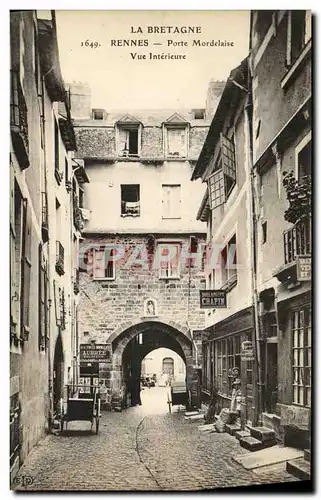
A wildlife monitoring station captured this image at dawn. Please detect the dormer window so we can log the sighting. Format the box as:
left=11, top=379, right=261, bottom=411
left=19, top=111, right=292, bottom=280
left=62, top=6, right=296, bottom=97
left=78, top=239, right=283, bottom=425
left=92, top=109, right=105, bottom=120
left=116, top=115, right=142, bottom=157
left=163, top=113, right=189, bottom=159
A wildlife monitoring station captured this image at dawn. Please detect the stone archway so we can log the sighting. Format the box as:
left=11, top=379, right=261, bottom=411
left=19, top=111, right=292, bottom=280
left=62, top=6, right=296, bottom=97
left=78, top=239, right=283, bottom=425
left=103, top=320, right=194, bottom=410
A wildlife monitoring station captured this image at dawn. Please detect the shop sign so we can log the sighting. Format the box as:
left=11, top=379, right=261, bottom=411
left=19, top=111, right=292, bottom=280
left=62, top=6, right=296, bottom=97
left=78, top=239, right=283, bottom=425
left=200, top=290, right=227, bottom=308
left=297, top=256, right=311, bottom=281
left=80, top=344, right=112, bottom=363
left=241, top=340, right=254, bottom=361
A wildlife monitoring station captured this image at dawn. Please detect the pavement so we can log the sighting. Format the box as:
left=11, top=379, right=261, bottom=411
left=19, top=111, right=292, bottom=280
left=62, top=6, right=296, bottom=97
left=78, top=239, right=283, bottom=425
left=12, top=386, right=300, bottom=492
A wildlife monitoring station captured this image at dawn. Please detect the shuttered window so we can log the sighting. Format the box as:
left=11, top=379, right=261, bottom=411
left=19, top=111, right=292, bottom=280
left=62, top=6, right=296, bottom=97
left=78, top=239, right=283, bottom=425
left=21, top=198, right=32, bottom=339
left=167, top=128, right=187, bottom=157
left=162, top=184, right=181, bottom=219
left=38, top=244, right=48, bottom=350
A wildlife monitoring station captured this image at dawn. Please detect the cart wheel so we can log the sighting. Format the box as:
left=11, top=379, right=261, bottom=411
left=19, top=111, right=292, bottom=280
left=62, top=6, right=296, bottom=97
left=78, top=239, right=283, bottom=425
left=95, top=416, right=99, bottom=434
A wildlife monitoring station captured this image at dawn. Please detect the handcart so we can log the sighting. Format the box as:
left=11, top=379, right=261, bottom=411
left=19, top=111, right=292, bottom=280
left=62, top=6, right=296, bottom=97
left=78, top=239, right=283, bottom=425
left=167, top=381, right=190, bottom=413
left=60, top=384, right=101, bottom=434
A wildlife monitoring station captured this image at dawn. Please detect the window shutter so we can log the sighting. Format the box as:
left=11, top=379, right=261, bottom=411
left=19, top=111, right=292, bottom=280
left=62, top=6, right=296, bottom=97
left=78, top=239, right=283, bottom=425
left=38, top=244, right=46, bottom=350
left=94, top=249, right=105, bottom=278
left=21, top=198, right=32, bottom=337
left=220, top=133, right=236, bottom=181
left=208, top=169, right=226, bottom=209
left=162, top=186, right=170, bottom=218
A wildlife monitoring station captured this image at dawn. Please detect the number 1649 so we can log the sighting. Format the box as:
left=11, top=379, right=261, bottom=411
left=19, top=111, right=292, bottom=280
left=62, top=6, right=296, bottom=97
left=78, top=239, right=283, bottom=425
left=81, top=40, right=101, bottom=48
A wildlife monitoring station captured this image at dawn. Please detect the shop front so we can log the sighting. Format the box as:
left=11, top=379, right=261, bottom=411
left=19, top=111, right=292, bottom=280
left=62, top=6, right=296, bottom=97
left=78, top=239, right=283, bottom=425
left=201, top=307, right=255, bottom=426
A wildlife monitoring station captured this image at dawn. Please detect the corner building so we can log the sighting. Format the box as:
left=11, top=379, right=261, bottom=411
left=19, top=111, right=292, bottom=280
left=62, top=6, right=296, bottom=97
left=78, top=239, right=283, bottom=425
left=71, top=83, right=224, bottom=408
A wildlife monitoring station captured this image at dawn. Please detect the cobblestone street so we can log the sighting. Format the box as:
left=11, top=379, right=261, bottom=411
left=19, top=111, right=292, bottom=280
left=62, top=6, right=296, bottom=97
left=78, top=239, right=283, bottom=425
left=13, top=387, right=298, bottom=492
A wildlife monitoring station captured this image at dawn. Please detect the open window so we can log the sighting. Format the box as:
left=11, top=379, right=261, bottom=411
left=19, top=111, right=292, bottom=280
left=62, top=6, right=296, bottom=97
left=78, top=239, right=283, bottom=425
left=208, top=133, right=236, bottom=209
left=297, top=137, right=311, bottom=184
left=220, top=234, right=237, bottom=288
left=286, top=11, right=311, bottom=67
left=118, top=125, right=140, bottom=156
left=93, top=247, right=116, bottom=280
left=121, top=184, right=140, bottom=216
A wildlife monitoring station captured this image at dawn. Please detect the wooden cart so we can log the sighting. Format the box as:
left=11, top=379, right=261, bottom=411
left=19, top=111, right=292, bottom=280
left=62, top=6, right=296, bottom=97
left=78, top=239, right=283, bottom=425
left=167, top=381, right=190, bottom=413
left=60, top=384, right=101, bottom=434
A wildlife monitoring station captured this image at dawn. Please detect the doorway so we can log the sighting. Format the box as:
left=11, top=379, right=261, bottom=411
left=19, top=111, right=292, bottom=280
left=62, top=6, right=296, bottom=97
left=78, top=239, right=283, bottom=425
left=265, top=340, right=278, bottom=414
left=53, top=333, right=64, bottom=417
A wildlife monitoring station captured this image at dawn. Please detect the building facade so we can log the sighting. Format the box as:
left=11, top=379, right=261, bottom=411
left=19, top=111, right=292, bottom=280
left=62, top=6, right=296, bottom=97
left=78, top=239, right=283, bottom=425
left=71, top=82, right=224, bottom=409
left=250, top=10, right=311, bottom=446
left=191, top=58, right=256, bottom=426
left=193, top=10, right=312, bottom=452
left=10, top=10, right=83, bottom=476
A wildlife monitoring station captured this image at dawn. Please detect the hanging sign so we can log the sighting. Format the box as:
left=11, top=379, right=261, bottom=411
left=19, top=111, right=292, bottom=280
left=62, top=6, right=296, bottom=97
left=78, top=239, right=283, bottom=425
left=296, top=256, right=311, bottom=281
left=241, top=340, right=254, bottom=361
left=200, top=290, right=227, bottom=308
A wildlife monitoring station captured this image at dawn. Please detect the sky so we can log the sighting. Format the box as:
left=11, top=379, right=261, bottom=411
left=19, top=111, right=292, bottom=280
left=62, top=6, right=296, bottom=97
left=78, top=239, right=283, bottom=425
left=54, top=10, right=250, bottom=110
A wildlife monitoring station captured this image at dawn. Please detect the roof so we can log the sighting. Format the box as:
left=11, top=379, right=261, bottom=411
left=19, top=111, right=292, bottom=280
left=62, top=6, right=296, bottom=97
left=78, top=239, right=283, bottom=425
left=74, top=108, right=211, bottom=128
left=191, top=57, right=249, bottom=181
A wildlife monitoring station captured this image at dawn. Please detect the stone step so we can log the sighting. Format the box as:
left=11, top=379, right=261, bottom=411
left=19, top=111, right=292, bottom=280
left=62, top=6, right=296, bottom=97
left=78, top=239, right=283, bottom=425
left=247, top=425, right=276, bottom=442
left=240, top=436, right=263, bottom=452
left=226, top=423, right=241, bottom=436
left=185, top=411, right=199, bottom=417
left=240, top=436, right=277, bottom=452
left=304, top=449, right=311, bottom=462
left=235, top=430, right=250, bottom=441
left=286, top=458, right=311, bottom=481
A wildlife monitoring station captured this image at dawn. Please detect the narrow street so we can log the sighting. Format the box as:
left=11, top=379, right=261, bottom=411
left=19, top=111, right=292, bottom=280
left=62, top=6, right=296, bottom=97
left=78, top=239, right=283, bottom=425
left=13, top=387, right=297, bottom=492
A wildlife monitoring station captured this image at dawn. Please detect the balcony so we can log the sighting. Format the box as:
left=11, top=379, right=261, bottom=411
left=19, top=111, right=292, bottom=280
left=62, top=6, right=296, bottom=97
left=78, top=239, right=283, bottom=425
left=74, top=268, right=80, bottom=295
left=41, top=192, right=49, bottom=243
left=10, top=71, right=29, bottom=169
left=273, top=217, right=311, bottom=285
left=56, top=241, right=65, bottom=275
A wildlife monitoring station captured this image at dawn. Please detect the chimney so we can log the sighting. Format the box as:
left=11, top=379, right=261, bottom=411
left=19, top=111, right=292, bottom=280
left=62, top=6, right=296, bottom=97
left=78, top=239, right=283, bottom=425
left=67, top=81, right=92, bottom=120
left=205, top=80, right=226, bottom=121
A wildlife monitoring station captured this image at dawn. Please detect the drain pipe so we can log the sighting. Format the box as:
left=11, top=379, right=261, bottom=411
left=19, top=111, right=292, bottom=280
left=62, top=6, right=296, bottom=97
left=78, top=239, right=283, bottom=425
left=244, top=77, right=263, bottom=427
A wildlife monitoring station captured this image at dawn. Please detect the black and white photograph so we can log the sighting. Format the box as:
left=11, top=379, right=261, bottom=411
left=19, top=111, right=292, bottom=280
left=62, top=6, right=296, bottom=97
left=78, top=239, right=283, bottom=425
left=9, top=8, right=312, bottom=492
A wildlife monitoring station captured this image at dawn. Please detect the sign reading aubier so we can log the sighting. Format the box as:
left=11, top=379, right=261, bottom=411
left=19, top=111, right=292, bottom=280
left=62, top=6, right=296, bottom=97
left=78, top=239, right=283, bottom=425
left=80, top=344, right=111, bottom=363
left=200, top=290, right=227, bottom=308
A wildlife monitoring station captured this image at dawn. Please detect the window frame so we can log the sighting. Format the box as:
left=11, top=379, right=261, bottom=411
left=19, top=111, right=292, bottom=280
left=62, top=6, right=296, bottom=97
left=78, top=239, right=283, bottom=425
left=292, top=306, right=311, bottom=407
left=116, top=123, right=141, bottom=157
left=120, top=184, right=140, bottom=217
left=161, top=184, right=182, bottom=220
left=208, top=133, right=237, bottom=210
left=286, top=10, right=311, bottom=68
left=164, top=124, right=189, bottom=159
left=295, top=132, right=311, bottom=183
left=220, top=233, right=238, bottom=287
left=215, top=335, right=242, bottom=396
left=93, top=247, right=116, bottom=281
left=157, top=242, right=181, bottom=280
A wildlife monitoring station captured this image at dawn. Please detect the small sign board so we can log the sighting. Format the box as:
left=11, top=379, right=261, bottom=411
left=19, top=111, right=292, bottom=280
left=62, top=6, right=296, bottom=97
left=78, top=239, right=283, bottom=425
left=80, top=344, right=112, bottom=363
left=241, top=340, right=254, bottom=361
left=200, top=290, right=227, bottom=309
left=296, top=256, right=311, bottom=281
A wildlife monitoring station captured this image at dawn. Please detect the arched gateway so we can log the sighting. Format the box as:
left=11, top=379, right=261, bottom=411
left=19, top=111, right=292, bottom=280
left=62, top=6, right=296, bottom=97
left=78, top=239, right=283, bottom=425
left=101, top=319, right=194, bottom=409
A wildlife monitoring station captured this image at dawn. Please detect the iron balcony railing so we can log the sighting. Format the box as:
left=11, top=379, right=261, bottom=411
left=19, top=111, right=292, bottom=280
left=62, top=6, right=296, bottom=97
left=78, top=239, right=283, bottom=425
left=284, top=216, right=312, bottom=265
left=10, top=70, right=29, bottom=168
left=56, top=241, right=65, bottom=275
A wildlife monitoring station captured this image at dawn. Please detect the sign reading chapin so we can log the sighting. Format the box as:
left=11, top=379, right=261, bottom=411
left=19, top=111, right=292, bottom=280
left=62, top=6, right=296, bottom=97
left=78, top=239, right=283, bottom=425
left=80, top=344, right=112, bottom=363
left=200, top=290, right=227, bottom=308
